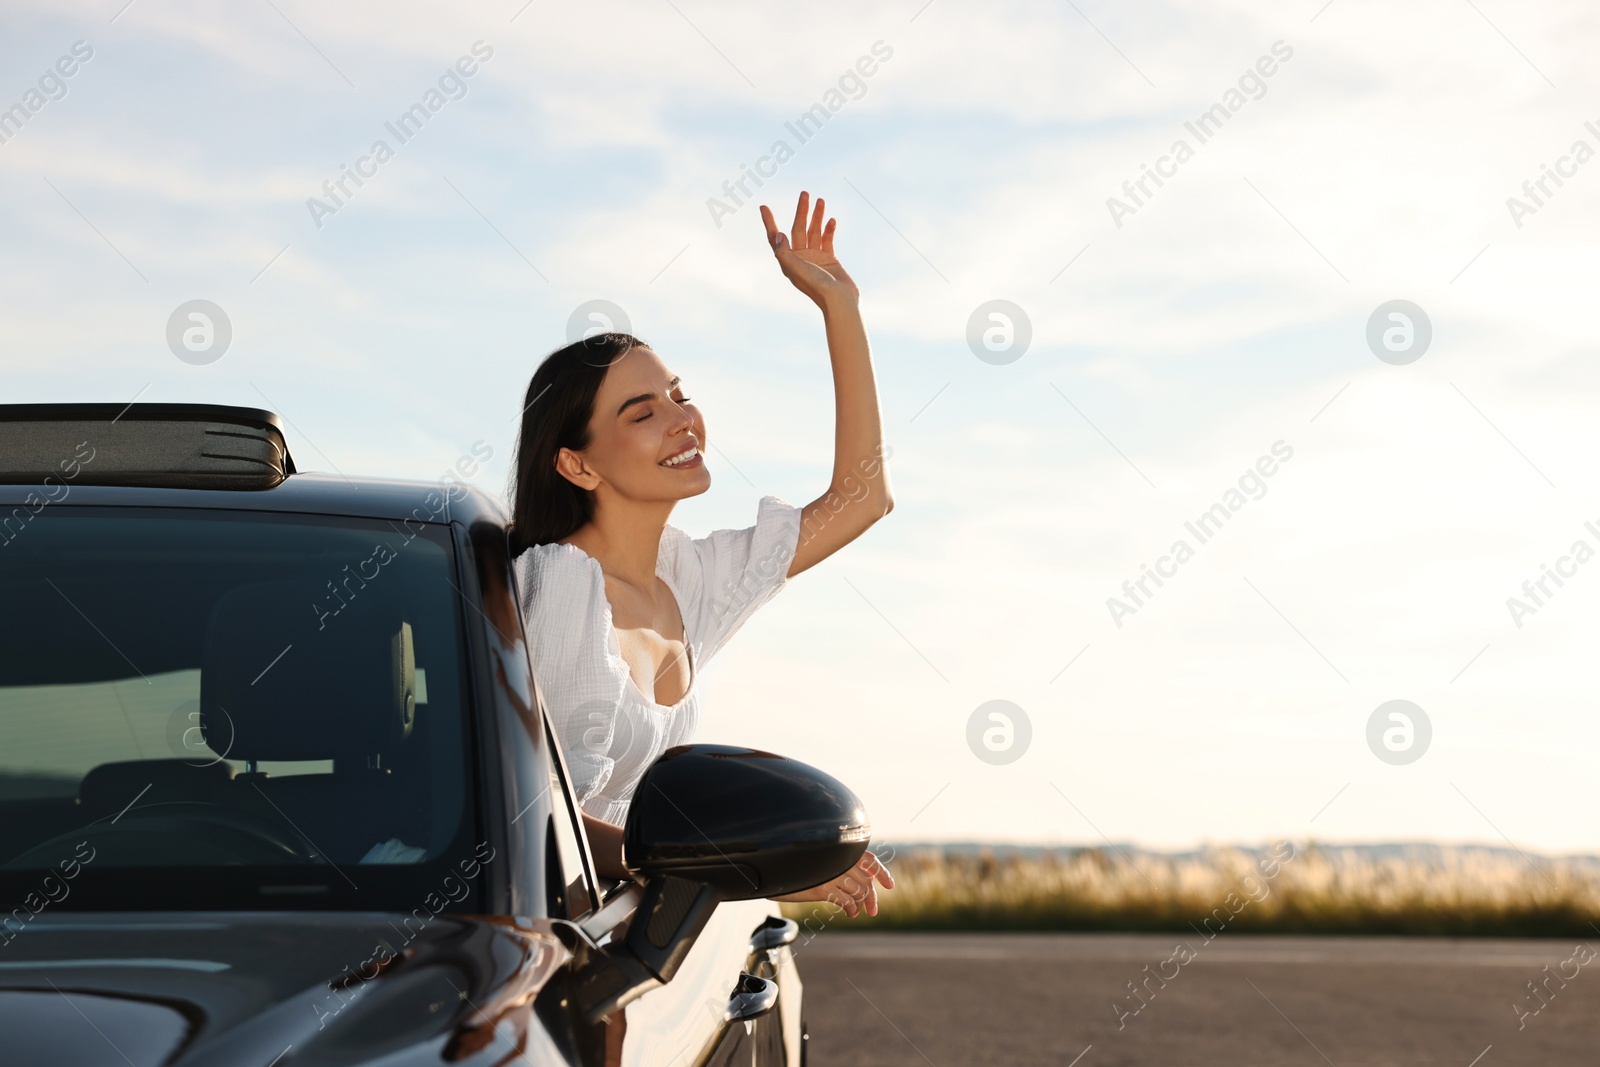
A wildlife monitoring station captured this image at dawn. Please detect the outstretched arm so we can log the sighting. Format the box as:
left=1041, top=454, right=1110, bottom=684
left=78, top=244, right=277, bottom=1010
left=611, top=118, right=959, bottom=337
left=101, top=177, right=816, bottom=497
left=759, top=191, right=894, bottom=580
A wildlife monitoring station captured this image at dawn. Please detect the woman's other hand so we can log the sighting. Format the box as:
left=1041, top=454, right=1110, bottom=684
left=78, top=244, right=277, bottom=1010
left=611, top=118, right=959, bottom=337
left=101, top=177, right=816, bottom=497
left=770, top=849, right=894, bottom=918
left=759, top=191, right=860, bottom=311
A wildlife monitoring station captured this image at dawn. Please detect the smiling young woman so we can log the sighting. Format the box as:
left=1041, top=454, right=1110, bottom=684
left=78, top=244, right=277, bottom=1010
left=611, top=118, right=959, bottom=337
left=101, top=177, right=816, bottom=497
left=507, top=191, right=895, bottom=918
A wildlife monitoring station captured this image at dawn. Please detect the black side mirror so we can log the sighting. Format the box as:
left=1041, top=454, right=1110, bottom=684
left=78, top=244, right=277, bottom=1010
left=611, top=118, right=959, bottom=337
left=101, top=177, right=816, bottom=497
left=570, top=744, right=870, bottom=1021
left=623, top=743, right=871, bottom=897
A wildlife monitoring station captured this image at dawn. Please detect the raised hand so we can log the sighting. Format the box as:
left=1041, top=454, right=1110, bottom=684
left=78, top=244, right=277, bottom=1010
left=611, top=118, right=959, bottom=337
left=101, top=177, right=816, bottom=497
left=759, top=191, right=860, bottom=310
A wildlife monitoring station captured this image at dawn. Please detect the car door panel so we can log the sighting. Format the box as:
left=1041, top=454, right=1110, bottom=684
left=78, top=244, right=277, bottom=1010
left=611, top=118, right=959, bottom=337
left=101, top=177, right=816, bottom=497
left=622, top=897, right=782, bottom=1066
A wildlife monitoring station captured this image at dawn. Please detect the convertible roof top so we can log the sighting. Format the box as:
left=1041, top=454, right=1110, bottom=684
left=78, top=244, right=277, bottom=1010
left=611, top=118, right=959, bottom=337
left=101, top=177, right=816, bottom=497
left=0, top=403, right=506, bottom=527
left=0, top=403, right=293, bottom=491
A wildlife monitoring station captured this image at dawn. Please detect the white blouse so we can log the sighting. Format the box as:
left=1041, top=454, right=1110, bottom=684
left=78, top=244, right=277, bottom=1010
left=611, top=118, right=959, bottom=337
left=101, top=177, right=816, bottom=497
left=514, top=494, right=804, bottom=826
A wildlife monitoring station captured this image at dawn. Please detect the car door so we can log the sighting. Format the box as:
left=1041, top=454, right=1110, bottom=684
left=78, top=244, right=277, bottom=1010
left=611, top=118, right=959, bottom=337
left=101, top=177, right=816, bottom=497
left=620, top=896, right=783, bottom=1066
left=537, top=717, right=798, bottom=1067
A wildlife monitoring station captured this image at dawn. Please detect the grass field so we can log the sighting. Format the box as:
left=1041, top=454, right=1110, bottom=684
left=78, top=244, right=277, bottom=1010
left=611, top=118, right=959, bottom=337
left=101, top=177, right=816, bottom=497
left=781, top=842, right=1600, bottom=937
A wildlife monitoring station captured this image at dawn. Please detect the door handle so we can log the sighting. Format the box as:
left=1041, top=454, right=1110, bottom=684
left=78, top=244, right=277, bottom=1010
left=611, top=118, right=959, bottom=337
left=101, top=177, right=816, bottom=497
left=749, top=916, right=799, bottom=953
left=725, top=972, right=779, bottom=1023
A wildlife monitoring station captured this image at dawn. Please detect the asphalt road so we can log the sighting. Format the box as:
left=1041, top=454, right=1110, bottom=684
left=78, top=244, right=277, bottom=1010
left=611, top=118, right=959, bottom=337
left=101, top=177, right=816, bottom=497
left=795, top=932, right=1600, bottom=1066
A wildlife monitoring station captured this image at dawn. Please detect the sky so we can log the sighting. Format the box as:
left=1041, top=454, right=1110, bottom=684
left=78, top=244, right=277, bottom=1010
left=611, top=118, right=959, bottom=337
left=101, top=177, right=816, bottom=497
left=4, top=0, right=1600, bottom=854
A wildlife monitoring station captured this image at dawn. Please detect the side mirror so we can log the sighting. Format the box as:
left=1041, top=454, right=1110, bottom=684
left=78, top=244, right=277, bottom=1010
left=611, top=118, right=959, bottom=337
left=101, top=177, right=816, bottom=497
left=623, top=743, right=871, bottom=897
left=570, top=744, right=870, bottom=1021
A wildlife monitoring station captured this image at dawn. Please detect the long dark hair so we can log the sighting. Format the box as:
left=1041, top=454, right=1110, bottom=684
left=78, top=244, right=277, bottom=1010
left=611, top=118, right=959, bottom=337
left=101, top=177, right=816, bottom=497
left=507, top=332, right=648, bottom=556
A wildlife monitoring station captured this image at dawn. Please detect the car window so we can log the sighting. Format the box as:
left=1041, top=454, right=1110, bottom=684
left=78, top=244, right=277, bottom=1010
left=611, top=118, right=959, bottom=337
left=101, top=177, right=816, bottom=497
left=0, top=507, right=483, bottom=912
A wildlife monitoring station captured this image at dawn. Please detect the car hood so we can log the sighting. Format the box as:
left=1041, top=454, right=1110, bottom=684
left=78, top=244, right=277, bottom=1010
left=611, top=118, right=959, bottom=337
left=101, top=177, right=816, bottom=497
left=0, top=911, right=571, bottom=1067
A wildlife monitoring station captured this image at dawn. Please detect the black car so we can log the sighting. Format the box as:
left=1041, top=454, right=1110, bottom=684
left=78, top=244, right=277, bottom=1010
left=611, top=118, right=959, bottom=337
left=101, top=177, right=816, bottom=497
left=0, top=403, right=870, bottom=1067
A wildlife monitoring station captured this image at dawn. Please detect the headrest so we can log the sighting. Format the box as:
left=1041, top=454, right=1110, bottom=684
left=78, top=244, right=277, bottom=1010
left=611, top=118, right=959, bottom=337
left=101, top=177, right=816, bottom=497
left=200, top=578, right=415, bottom=763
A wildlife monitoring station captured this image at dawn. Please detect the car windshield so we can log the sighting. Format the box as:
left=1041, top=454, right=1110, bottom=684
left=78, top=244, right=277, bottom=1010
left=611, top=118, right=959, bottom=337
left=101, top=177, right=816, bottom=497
left=0, top=506, right=481, bottom=911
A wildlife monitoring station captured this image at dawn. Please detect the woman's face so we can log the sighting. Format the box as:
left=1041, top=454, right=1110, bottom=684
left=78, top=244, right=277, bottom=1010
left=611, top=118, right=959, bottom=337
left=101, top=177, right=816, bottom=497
left=558, top=346, right=711, bottom=503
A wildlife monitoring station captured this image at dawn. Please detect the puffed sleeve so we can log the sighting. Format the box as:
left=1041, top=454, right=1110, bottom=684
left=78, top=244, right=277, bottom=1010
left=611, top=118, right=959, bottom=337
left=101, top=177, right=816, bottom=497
left=514, top=545, right=628, bottom=808
left=678, top=494, right=805, bottom=666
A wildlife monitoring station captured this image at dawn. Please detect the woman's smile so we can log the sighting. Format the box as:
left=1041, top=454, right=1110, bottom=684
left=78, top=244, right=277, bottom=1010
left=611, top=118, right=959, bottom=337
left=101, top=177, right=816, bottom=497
left=659, top=440, right=703, bottom=469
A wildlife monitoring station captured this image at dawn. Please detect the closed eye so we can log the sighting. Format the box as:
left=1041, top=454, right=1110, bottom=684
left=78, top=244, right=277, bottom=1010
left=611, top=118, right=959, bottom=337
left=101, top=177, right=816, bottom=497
left=634, top=395, right=690, bottom=423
